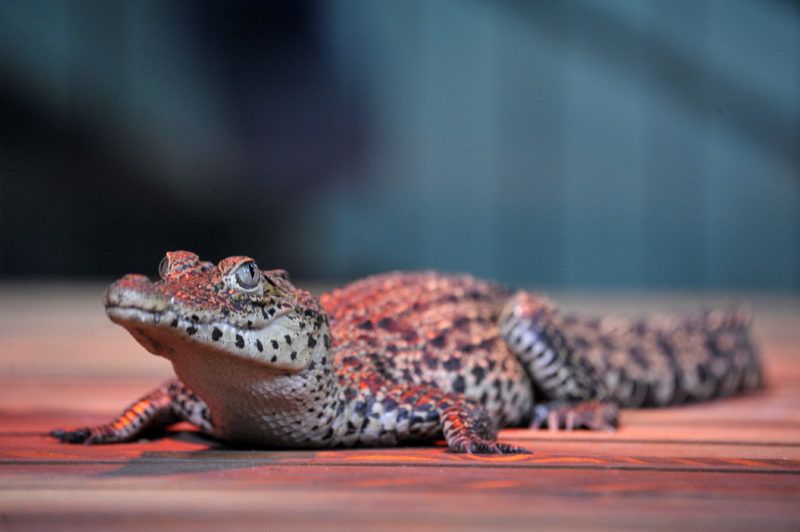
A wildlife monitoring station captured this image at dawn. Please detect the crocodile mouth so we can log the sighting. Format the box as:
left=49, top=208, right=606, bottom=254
left=105, top=305, right=178, bottom=327
left=105, top=304, right=289, bottom=334
left=105, top=301, right=290, bottom=366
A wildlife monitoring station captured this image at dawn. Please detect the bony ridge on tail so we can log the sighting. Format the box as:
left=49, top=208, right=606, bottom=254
left=52, top=251, right=763, bottom=454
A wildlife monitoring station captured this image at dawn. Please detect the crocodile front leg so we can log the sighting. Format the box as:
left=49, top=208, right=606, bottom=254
left=52, top=379, right=212, bottom=444
left=440, top=402, right=530, bottom=453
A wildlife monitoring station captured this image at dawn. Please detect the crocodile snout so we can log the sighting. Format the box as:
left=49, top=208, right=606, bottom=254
left=104, top=274, right=170, bottom=312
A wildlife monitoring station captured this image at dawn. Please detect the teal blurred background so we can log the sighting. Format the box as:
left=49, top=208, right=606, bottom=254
left=1, top=0, right=798, bottom=290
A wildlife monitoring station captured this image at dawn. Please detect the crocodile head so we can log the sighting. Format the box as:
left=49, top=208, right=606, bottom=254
left=104, top=250, right=329, bottom=372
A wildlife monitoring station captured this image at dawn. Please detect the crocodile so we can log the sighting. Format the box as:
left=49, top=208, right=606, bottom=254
left=51, top=251, right=762, bottom=454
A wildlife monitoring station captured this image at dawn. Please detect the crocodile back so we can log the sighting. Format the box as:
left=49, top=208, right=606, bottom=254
left=320, top=272, right=533, bottom=426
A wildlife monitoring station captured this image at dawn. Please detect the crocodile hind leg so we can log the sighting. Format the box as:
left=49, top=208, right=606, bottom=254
left=499, top=292, right=618, bottom=430
left=51, top=379, right=212, bottom=444
left=530, top=400, right=618, bottom=431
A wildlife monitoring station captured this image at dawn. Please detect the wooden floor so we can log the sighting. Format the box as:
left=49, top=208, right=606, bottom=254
left=1, top=284, right=799, bottom=530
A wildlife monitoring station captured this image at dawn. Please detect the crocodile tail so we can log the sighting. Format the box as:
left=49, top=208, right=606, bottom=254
left=608, top=304, right=763, bottom=407
left=544, top=303, right=763, bottom=408
left=691, top=305, right=763, bottom=399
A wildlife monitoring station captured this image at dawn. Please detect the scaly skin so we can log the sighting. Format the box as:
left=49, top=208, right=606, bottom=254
left=52, top=251, right=763, bottom=454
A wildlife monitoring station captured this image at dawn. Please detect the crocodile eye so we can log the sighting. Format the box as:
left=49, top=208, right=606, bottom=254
left=235, top=261, right=260, bottom=290
left=158, top=256, right=169, bottom=279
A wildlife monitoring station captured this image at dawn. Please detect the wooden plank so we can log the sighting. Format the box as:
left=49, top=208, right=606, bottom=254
left=2, top=487, right=797, bottom=531
left=3, top=429, right=800, bottom=472
left=0, top=288, right=798, bottom=530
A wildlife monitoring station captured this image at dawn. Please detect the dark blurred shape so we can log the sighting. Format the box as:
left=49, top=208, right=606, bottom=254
left=0, top=0, right=363, bottom=277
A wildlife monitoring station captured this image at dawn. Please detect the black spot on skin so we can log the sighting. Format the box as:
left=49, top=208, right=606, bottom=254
left=247, top=320, right=253, bottom=328
left=377, top=317, right=401, bottom=332
left=358, top=320, right=373, bottom=330
left=323, top=334, right=331, bottom=348
left=256, top=339, right=263, bottom=352
left=291, top=351, right=297, bottom=360
left=308, top=335, right=317, bottom=348
left=271, top=355, right=278, bottom=362
left=262, top=308, right=269, bottom=319
left=170, top=318, right=179, bottom=328
left=271, top=340, right=279, bottom=349
left=453, top=375, right=466, bottom=393
left=321, top=357, right=327, bottom=365
left=212, top=328, right=222, bottom=341
left=467, top=290, right=484, bottom=300
left=235, top=335, right=245, bottom=349
left=268, top=308, right=276, bottom=317
left=471, top=365, right=486, bottom=385
left=430, top=335, right=446, bottom=348
left=443, top=357, right=460, bottom=371
left=308, top=361, right=316, bottom=371
left=453, top=316, right=471, bottom=329
left=479, top=337, right=498, bottom=350
left=423, top=353, right=438, bottom=370
left=284, top=335, right=292, bottom=345
left=186, top=325, right=198, bottom=336
left=402, top=330, right=419, bottom=343
left=191, top=315, right=199, bottom=322
left=575, top=336, right=590, bottom=349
